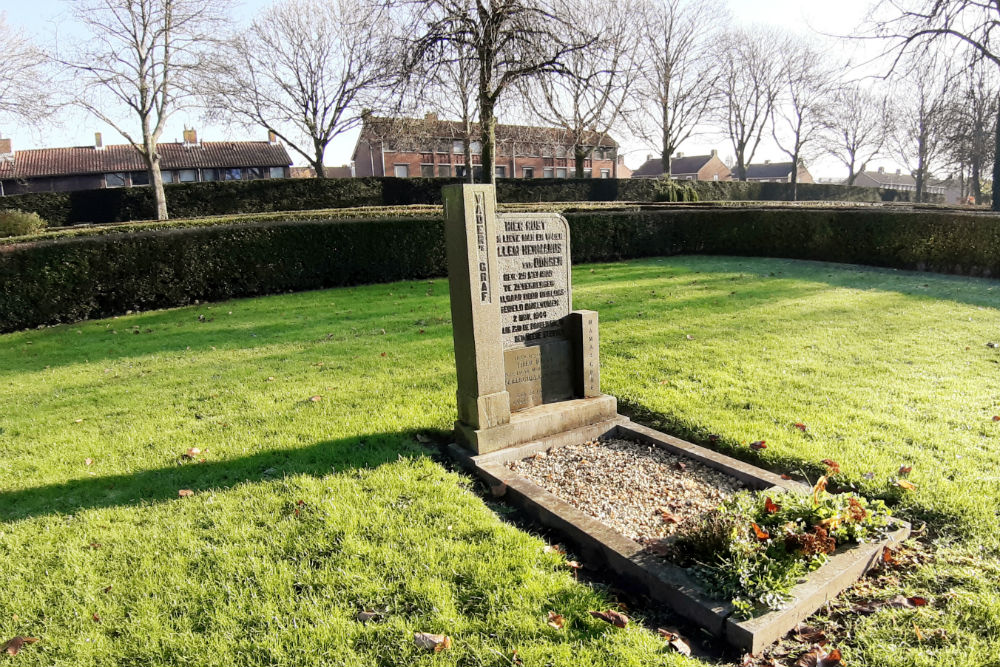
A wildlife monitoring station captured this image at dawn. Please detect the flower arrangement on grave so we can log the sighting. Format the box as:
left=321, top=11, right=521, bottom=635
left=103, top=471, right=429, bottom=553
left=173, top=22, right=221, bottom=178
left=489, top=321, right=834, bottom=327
left=670, top=473, right=893, bottom=616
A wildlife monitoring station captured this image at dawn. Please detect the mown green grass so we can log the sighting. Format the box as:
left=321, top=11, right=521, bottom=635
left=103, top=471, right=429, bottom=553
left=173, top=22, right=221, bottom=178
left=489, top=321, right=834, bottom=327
left=2, top=256, right=1000, bottom=666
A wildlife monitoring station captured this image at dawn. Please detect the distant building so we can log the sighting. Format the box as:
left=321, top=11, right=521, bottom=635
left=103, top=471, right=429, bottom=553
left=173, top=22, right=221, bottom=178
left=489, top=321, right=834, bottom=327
left=852, top=167, right=947, bottom=196
left=743, top=161, right=814, bottom=184
left=352, top=113, right=630, bottom=180
left=631, top=150, right=731, bottom=181
left=0, top=130, right=293, bottom=195
left=290, top=165, right=353, bottom=179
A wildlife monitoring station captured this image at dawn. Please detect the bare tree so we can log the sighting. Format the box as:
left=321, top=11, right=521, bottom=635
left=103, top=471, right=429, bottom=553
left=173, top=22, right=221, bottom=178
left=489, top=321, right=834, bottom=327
left=943, top=55, right=997, bottom=205
left=715, top=27, right=787, bottom=181
left=823, top=85, right=893, bottom=185
left=202, top=0, right=397, bottom=179
left=59, top=0, right=230, bottom=220
left=406, top=0, right=589, bottom=184
left=891, top=55, right=951, bottom=202
left=868, top=0, right=1000, bottom=209
left=631, top=0, right=723, bottom=177
left=771, top=40, right=834, bottom=199
left=0, top=13, right=52, bottom=127
left=523, top=0, right=642, bottom=177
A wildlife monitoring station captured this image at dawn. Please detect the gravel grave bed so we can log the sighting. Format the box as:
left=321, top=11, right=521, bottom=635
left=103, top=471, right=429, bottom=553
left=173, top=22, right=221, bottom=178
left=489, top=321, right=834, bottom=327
left=509, top=437, right=746, bottom=544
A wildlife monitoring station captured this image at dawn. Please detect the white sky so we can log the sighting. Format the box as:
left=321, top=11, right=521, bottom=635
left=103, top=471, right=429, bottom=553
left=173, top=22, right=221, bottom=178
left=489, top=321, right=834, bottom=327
left=3, top=0, right=894, bottom=180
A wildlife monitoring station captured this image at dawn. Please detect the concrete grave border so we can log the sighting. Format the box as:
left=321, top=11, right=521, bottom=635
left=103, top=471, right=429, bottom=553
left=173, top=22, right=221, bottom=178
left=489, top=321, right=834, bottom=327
left=450, top=417, right=910, bottom=654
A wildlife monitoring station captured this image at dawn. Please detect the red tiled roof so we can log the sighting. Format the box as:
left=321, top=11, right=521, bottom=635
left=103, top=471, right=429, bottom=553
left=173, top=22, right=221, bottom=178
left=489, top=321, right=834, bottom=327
left=0, top=141, right=292, bottom=179
left=359, top=115, right=619, bottom=150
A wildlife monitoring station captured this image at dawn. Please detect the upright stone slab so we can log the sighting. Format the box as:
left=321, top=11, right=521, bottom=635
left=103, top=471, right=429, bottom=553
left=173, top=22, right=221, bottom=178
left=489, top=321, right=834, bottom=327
left=444, top=184, right=616, bottom=454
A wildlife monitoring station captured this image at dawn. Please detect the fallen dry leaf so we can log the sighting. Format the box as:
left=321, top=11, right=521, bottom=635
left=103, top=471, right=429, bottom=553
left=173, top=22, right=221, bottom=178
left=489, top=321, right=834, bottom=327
left=795, top=646, right=842, bottom=667
left=781, top=473, right=793, bottom=480
left=993, top=416, right=1000, bottom=422
left=674, top=461, right=687, bottom=471
left=355, top=610, right=380, bottom=623
left=751, top=522, right=770, bottom=540
left=92, top=613, right=101, bottom=623
left=913, top=623, right=924, bottom=641
left=308, top=395, right=322, bottom=402
left=764, top=497, right=781, bottom=514
left=822, top=459, right=841, bottom=474
left=750, top=440, right=767, bottom=450
left=589, top=610, right=629, bottom=628
left=85, top=458, right=94, bottom=466
left=414, top=433, right=432, bottom=444
left=2, top=637, right=39, bottom=657
left=896, top=479, right=917, bottom=491
left=795, top=623, right=826, bottom=644
left=685, top=334, right=694, bottom=340
left=182, top=447, right=202, bottom=459
left=547, top=611, right=565, bottom=629
left=885, top=594, right=929, bottom=609
left=566, top=560, right=582, bottom=571
left=178, top=489, right=194, bottom=497
left=657, top=628, right=692, bottom=656
left=543, top=544, right=566, bottom=556
left=898, top=465, right=912, bottom=476
left=883, top=546, right=897, bottom=565
left=812, top=475, right=829, bottom=505
left=659, top=508, right=680, bottom=523
left=794, top=422, right=808, bottom=432
left=413, top=632, right=451, bottom=652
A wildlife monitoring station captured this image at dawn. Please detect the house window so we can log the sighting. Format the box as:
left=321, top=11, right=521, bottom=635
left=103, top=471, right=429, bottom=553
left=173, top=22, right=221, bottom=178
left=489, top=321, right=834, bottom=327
left=131, top=171, right=150, bottom=186
left=202, top=169, right=219, bottom=182
left=470, top=141, right=482, bottom=154
left=161, top=171, right=174, bottom=184
left=452, top=140, right=463, bottom=154
left=713, top=174, right=719, bottom=181
left=421, top=164, right=434, bottom=177
left=583, top=169, right=592, bottom=178
left=269, top=167, right=285, bottom=179
left=438, top=164, right=451, bottom=177
left=555, top=145, right=567, bottom=158
left=495, top=166, right=505, bottom=178
left=179, top=169, right=198, bottom=182
left=223, top=168, right=242, bottom=181
left=247, top=167, right=264, bottom=180
left=543, top=167, right=554, bottom=178
left=105, top=172, right=127, bottom=188
left=555, top=167, right=567, bottom=178
left=454, top=165, right=467, bottom=179
left=600, top=168, right=610, bottom=179
left=393, top=164, right=409, bottom=178
left=522, top=167, right=534, bottom=178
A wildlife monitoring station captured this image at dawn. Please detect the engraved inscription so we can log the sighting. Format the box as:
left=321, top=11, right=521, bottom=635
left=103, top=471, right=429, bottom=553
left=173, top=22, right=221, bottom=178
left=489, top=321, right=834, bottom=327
left=496, top=213, right=571, bottom=348
left=475, top=192, right=491, bottom=303
left=504, top=341, right=574, bottom=411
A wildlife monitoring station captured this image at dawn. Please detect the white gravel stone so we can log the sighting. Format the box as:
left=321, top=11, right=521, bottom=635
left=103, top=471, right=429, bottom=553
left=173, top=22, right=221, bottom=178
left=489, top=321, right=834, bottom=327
left=509, top=438, right=745, bottom=544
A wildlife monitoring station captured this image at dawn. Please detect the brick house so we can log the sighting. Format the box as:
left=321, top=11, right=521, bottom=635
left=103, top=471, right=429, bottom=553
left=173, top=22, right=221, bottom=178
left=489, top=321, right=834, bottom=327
left=352, top=113, right=631, bottom=179
left=631, top=150, right=731, bottom=181
left=852, top=167, right=947, bottom=196
left=0, top=130, right=293, bottom=195
left=743, top=161, right=814, bottom=184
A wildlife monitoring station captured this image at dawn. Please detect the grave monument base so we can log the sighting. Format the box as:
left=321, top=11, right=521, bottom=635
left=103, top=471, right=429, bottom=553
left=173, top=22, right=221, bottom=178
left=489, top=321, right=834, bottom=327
left=454, top=394, right=618, bottom=454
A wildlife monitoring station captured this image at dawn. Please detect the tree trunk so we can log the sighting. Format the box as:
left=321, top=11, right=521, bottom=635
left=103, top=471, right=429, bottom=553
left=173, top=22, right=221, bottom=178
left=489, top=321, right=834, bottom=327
left=993, top=101, right=1000, bottom=211
left=574, top=146, right=587, bottom=178
left=314, top=142, right=327, bottom=179
left=846, top=154, right=857, bottom=186
left=149, top=156, right=168, bottom=221
left=464, top=138, right=474, bottom=183
left=480, top=95, right=497, bottom=185
left=971, top=158, right=982, bottom=205
left=790, top=154, right=799, bottom=201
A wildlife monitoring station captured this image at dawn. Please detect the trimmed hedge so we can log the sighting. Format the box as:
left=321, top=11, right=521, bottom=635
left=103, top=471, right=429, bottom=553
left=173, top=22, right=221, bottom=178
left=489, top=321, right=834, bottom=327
left=3, top=206, right=997, bottom=332
left=0, top=176, right=932, bottom=227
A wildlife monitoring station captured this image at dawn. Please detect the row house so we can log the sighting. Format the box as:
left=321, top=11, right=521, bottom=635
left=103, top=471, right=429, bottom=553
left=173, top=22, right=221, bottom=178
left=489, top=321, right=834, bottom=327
left=852, top=167, right=947, bottom=196
left=631, top=150, right=731, bottom=181
left=352, top=113, right=631, bottom=180
left=744, top=161, right=814, bottom=184
left=0, top=130, right=292, bottom=195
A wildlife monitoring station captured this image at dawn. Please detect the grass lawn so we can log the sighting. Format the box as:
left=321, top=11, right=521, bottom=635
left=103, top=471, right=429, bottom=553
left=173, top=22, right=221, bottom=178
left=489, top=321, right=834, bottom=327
left=2, top=255, right=999, bottom=666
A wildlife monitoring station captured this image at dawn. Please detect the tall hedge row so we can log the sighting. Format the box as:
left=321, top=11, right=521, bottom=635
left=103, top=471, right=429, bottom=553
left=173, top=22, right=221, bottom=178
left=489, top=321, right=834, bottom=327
left=2, top=206, right=996, bottom=332
left=0, top=176, right=929, bottom=226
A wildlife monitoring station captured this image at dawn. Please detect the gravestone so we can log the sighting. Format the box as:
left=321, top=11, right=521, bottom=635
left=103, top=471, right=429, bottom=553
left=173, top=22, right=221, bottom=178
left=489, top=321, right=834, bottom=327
left=444, top=184, right=617, bottom=453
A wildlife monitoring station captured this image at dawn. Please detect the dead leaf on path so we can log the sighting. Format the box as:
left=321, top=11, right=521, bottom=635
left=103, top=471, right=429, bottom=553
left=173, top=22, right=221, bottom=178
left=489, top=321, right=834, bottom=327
left=659, top=508, right=680, bottom=523
left=85, top=458, right=94, bottom=466
left=657, top=628, right=691, bottom=655
left=308, top=395, right=322, bottom=402
left=822, top=459, right=841, bottom=474
left=546, top=611, right=565, bottom=629
left=589, top=610, right=629, bottom=628
left=883, top=546, right=897, bottom=565
left=178, top=489, right=194, bottom=497
left=2, top=637, right=39, bottom=657
left=886, top=594, right=928, bottom=609
left=414, top=433, right=432, bottom=444
left=750, top=440, right=767, bottom=450
left=413, top=632, right=451, bottom=652
left=896, top=479, right=917, bottom=491
left=795, top=646, right=841, bottom=667
left=781, top=473, right=793, bottom=480
left=674, top=461, right=687, bottom=471
left=795, top=624, right=826, bottom=644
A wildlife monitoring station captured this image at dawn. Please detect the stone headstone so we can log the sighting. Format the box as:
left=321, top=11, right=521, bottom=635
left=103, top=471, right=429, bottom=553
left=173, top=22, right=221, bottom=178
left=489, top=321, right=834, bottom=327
left=444, top=184, right=617, bottom=453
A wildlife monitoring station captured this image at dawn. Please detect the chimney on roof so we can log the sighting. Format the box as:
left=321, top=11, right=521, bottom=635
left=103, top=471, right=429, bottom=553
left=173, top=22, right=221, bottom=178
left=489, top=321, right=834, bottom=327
left=710, top=149, right=718, bottom=158
left=877, top=166, right=884, bottom=174
left=676, top=152, right=684, bottom=158
left=182, top=128, right=198, bottom=147
left=267, top=130, right=278, bottom=145
left=94, top=132, right=104, bottom=150
left=895, top=168, right=901, bottom=175
left=646, top=154, right=652, bottom=162
left=764, top=159, right=771, bottom=165
left=424, top=112, right=438, bottom=122
left=0, top=137, right=11, bottom=158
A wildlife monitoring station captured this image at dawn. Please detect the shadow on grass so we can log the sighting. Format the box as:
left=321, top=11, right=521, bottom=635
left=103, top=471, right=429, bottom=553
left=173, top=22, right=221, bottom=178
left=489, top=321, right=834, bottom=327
left=1, top=430, right=442, bottom=523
